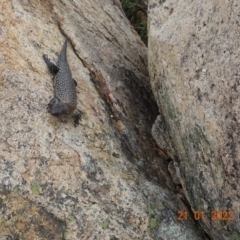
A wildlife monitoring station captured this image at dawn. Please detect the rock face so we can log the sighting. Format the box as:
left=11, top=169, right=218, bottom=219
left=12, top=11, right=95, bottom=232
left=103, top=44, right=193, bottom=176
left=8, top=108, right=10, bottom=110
left=148, top=0, right=240, bottom=239
left=0, top=0, right=206, bottom=239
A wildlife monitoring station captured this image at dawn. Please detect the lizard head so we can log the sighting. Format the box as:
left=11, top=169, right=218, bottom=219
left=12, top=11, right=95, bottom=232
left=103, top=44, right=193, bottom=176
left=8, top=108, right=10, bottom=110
left=48, top=101, right=69, bottom=121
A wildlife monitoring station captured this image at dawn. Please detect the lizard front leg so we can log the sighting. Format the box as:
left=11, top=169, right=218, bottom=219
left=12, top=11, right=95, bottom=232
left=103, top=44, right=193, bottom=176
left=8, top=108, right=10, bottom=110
left=72, top=109, right=84, bottom=127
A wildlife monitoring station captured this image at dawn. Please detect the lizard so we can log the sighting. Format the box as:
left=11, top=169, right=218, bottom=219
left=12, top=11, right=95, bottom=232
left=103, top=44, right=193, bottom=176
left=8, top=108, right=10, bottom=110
left=43, top=40, right=82, bottom=126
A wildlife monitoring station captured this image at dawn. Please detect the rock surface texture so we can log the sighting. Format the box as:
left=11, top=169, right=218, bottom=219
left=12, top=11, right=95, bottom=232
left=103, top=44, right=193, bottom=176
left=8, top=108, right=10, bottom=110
left=0, top=0, right=206, bottom=239
left=148, top=0, right=240, bottom=239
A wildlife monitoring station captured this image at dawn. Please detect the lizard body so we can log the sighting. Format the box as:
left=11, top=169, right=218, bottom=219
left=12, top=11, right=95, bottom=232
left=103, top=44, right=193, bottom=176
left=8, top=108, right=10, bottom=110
left=43, top=40, right=82, bottom=126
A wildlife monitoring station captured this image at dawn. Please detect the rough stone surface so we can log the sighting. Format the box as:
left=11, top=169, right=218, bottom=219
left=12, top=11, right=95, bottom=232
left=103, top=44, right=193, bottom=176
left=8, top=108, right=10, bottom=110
left=0, top=0, right=206, bottom=239
left=148, top=0, right=240, bottom=239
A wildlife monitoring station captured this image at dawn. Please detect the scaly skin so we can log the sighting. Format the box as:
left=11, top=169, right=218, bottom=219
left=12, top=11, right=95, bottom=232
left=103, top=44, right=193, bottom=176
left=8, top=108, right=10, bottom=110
left=43, top=40, right=82, bottom=126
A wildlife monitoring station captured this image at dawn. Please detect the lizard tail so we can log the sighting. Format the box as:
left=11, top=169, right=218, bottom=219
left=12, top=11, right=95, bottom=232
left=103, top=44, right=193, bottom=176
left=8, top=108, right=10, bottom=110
left=58, top=40, right=68, bottom=66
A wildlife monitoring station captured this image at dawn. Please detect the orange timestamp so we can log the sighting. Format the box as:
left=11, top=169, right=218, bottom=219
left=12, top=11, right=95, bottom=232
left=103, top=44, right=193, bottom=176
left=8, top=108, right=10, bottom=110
left=178, top=210, right=234, bottom=221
